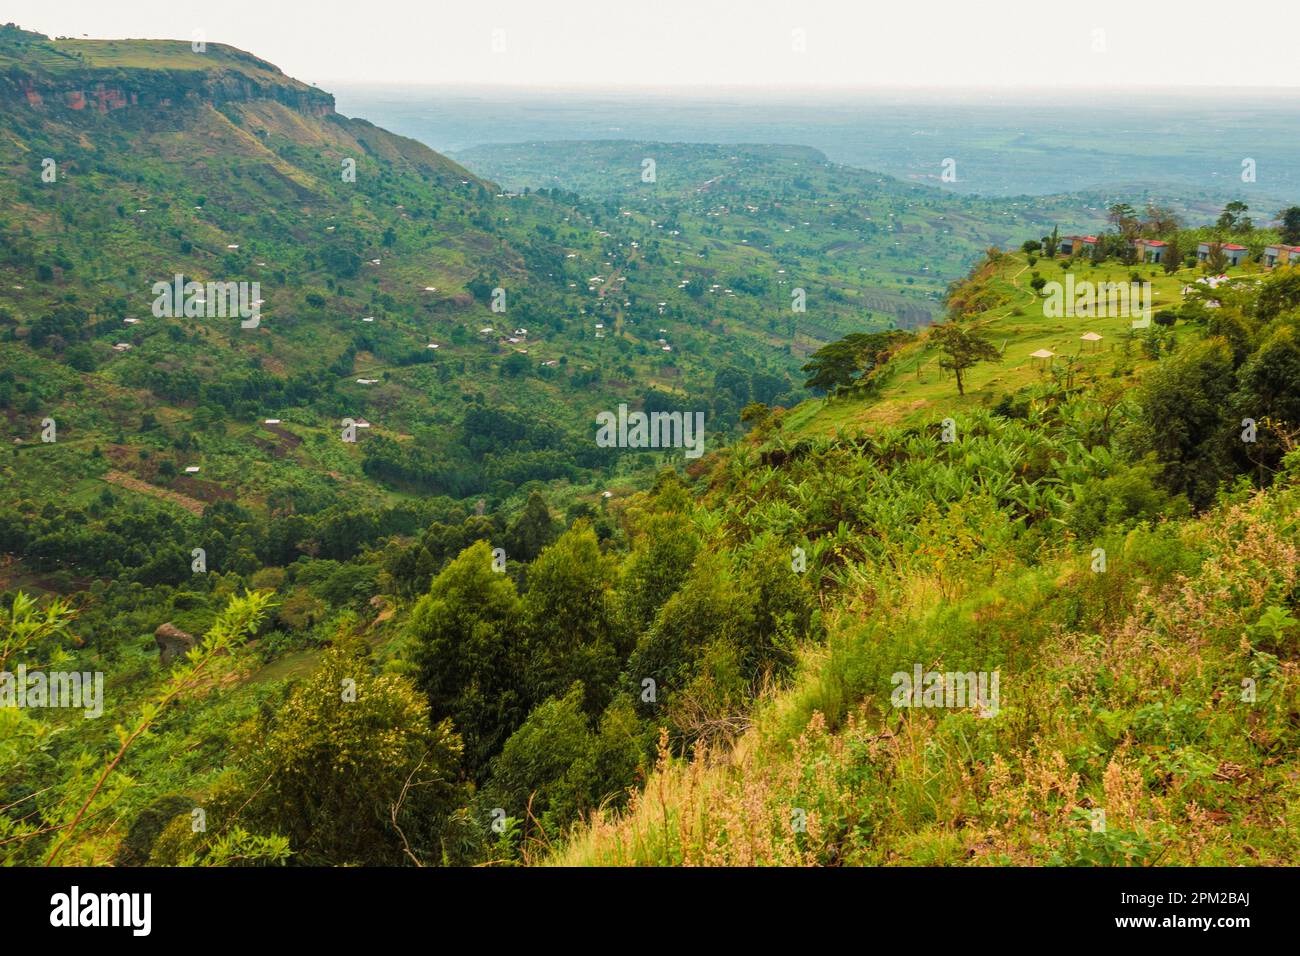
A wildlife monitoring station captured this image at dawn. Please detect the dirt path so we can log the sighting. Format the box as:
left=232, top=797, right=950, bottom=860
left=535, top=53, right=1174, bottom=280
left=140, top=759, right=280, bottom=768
left=1008, top=260, right=1037, bottom=306
left=597, top=248, right=639, bottom=300
left=101, top=469, right=206, bottom=515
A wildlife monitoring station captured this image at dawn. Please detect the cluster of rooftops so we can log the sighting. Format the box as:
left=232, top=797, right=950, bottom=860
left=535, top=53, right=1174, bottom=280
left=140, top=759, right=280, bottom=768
left=1055, top=235, right=1299, bottom=268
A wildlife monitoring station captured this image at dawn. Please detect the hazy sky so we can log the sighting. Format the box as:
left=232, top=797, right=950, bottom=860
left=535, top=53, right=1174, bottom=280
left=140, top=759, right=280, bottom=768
left=8, top=0, right=1298, bottom=89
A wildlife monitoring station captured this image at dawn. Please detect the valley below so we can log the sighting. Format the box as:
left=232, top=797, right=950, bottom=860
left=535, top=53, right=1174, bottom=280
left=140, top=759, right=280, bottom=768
left=1, top=22, right=1298, bottom=875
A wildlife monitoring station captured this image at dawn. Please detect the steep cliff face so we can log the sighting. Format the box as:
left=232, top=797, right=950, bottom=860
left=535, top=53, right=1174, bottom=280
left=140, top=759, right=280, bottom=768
left=0, top=25, right=334, bottom=116
left=3, top=71, right=335, bottom=115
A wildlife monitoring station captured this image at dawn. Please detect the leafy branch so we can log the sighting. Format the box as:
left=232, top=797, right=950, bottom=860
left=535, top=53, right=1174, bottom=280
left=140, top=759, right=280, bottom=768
left=41, top=590, right=274, bottom=866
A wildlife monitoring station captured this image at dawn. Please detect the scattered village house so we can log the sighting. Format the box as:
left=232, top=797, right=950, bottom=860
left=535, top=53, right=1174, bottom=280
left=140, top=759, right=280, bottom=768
left=1058, top=235, right=1098, bottom=256
left=1263, top=244, right=1300, bottom=268
left=1133, top=239, right=1167, bottom=264
left=1197, top=241, right=1248, bottom=266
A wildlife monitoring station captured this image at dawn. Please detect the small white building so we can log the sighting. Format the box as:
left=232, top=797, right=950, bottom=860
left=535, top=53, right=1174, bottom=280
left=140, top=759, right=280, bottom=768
left=1197, top=242, right=1248, bottom=266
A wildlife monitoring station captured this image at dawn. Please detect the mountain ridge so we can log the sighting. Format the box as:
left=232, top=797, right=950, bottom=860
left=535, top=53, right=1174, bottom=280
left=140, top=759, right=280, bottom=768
left=0, top=24, right=334, bottom=116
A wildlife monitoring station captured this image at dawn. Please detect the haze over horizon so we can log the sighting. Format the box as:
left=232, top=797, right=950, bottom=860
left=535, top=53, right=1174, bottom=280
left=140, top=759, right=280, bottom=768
left=6, top=0, right=1297, bottom=89
left=3, top=4, right=1300, bottom=897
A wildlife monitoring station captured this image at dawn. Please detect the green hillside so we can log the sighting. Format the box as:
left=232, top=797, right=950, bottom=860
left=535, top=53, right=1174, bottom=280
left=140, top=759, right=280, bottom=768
left=550, top=254, right=1300, bottom=867
left=786, top=251, right=1193, bottom=435
left=456, top=139, right=1108, bottom=332
left=2, top=25, right=1299, bottom=870
left=0, top=26, right=833, bottom=564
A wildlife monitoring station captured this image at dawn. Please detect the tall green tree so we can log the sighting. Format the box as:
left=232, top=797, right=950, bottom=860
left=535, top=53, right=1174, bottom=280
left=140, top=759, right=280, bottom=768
left=627, top=551, right=755, bottom=713
left=1107, top=202, right=1139, bottom=238
left=1143, top=203, right=1180, bottom=235
left=402, top=541, right=525, bottom=775
left=1042, top=225, right=1060, bottom=258
left=1128, top=337, right=1237, bottom=508
left=1277, top=206, right=1300, bottom=246
left=929, top=323, right=1002, bottom=396
left=619, top=512, right=700, bottom=632
left=1206, top=241, right=1229, bottom=274
left=1163, top=235, right=1182, bottom=274
left=1232, top=324, right=1300, bottom=476
left=506, top=491, right=558, bottom=562
left=522, top=524, right=619, bottom=714
left=800, top=330, right=910, bottom=395
left=481, top=686, right=644, bottom=845
left=1217, top=201, right=1251, bottom=233
left=218, top=629, right=467, bottom=866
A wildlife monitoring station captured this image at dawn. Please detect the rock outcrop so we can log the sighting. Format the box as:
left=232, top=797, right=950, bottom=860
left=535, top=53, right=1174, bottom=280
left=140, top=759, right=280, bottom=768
left=154, top=622, right=196, bottom=666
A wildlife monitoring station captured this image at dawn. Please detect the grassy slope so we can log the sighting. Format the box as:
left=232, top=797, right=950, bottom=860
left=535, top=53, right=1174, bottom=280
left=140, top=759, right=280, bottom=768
left=556, top=482, right=1299, bottom=866
left=786, top=252, right=1228, bottom=436
left=0, top=36, right=288, bottom=77
left=548, top=258, right=1300, bottom=867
